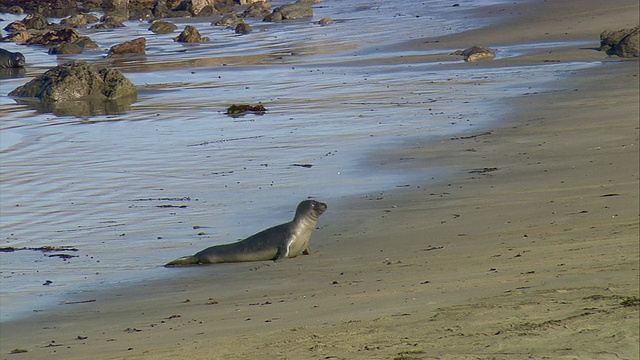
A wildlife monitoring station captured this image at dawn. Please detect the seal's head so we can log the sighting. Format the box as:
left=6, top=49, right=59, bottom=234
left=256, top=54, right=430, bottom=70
left=12, top=52, right=25, bottom=68
left=295, top=199, right=327, bottom=220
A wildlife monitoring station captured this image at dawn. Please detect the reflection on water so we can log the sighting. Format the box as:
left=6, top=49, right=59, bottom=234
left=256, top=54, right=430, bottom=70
left=0, top=0, right=592, bottom=321
left=11, top=94, right=137, bottom=116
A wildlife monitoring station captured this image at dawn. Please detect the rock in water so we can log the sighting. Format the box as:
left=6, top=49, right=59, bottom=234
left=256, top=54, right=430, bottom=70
left=8, top=60, right=136, bottom=102
left=174, top=25, right=210, bottom=42
left=148, top=20, right=178, bottom=34
left=107, top=37, right=146, bottom=58
left=264, top=3, right=313, bottom=22
left=600, top=26, right=639, bottom=58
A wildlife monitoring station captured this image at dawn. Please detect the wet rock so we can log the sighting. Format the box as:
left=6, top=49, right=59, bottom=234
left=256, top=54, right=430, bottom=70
left=213, top=13, right=241, bottom=27
left=1, top=30, right=37, bottom=43
left=3, top=21, right=27, bottom=33
left=148, top=19, right=178, bottom=34
left=240, top=2, right=271, bottom=18
left=21, top=13, right=49, bottom=30
left=74, top=36, right=99, bottom=49
left=92, top=18, right=126, bottom=29
left=452, top=46, right=496, bottom=62
left=48, top=42, right=83, bottom=54
left=0, top=48, right=25, bottom=68
left=26, top=28, right=79, bottom=46
left=107, top=37, right=146, bottom=58
left=600, top=26, right=639, bottom=58
left=0, top=0, right=77, bottom=18
left=318, top=17, right=333, bottom=25
left=0, top=5, right=24, bottom=14
left=174, top=25, right=210, bottom=42
left=60, top=13, right=100, bottom=28
left=213, top=0, right=236, bottom=14
left=264, top=2, right=313, bottom=22
left=8, top=60, right=136, bottom=102
left=235, top=22, right=252, bottom=35
left=182, top=0, right=216, bottom=16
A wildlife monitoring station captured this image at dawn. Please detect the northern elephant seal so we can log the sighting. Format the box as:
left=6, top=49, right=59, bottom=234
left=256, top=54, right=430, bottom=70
left=165, top=200, right=327, bottom=266
left=0, top=48, right=26, bottom=68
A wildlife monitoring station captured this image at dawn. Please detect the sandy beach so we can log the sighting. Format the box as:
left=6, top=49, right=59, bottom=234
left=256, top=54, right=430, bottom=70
left=2, top=0, right=638, bottom=359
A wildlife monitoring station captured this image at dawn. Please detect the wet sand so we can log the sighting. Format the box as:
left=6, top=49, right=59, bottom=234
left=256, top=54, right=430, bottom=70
left=2, top=0, right=638, bottom=359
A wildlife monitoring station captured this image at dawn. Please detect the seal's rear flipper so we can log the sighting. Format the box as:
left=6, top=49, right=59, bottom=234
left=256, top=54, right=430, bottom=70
left=165, top=255, right=199, bottom=267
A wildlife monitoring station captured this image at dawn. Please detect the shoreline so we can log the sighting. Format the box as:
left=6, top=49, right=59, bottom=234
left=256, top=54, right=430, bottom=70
left=2, top=0, right=639, bottom=359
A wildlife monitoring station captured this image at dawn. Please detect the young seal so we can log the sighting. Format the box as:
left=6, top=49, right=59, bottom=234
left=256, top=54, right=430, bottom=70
left=0, top=48, right=26, bottom=68
left=165, top=200, right=327, bottom=267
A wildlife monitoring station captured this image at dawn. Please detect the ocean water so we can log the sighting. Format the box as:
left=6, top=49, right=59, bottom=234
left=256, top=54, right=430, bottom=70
left=0, top=0, right=596, bottom=321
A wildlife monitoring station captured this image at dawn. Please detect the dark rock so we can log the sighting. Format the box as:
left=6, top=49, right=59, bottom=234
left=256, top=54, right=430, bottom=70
left=196, top=5, right=215, bottom=16
left=600, top=26, right=639, bottom=58
left=174, top=25, right=210, bottom=42
left=92, top=18, right=126, bottom=29
left=235, top=22, right=252, bottom=34
left=107, top=37, right=146, bottom=58
left=0, top=48, right=25, bottom=68
left=21, top=13, right=49, bottom=30
left=0, top=5, right=24, bottom=14
left=317, top=17, right=333, bottom=25
left=26, top=28, right=79, bottom=46
left=4, top=21, right=26, bottom=33
left=48, top=42, right=82, bottom=54
left=213, top=0, right=235, bottom=14
left=60, top=13, right=100, bottom=28
left=213, top=13, right=241, bottom=27
left=169, top=10, right=193, bottom=18
left=148, top=19, right=178, bottom=34
left=264, top=2, right=313, bottom=22
left=74, top=36, right=99, bottom=49
left=0, top=0, right=77, bottom=18
left=1, top=30, right=37, bottom=43
left=8, top=60, right=136, bottom=102
left=239, top=2, right=271, bottom=18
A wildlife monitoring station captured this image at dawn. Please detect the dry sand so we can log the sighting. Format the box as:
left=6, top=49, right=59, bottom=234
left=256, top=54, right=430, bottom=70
left=2, top=0, right=639, bottom=359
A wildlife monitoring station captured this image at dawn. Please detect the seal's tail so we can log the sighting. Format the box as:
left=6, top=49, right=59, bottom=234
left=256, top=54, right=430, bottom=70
left=165, top=255, right=199, bottom=267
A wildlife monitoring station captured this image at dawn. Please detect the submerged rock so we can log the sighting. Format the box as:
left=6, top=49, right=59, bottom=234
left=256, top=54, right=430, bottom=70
left=235, top=22, right=252, bottom=35
left=9, top=60, right=136, bottom=102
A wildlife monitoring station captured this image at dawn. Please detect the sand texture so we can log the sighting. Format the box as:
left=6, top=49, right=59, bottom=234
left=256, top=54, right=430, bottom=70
left=1, top=0, right=638, bottom=359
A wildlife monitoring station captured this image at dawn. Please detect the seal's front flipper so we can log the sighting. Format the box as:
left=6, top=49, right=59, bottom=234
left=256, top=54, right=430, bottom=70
left=274, top=243, right=290, bottom=262
left=165, top=255, right=199, bottom=267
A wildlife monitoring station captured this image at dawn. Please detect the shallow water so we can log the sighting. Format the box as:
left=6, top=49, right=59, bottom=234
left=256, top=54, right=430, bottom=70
left=0, top=0, right=597, bottom=321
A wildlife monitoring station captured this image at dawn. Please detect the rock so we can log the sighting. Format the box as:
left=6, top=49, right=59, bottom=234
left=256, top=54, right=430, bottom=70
left=318, top=17, right=333, bottom=25
left=0, top=5, right=24, bottom=14
left=182, top=0, right=216, bottom=16
left=235, top=22, right=252, bottom=34
left=1, top=30, right=37, bottom=43
left=92, top=18, right=126, bottom=29
left=264, top=2, right=313, bottom=22
left=213, top=13, right=241, bottom=27
left=26, top=28, right=79, bottom=46
left=600, top=26, right=639, bottom=58
left=0, top=48, right=26, bottom=68
left=1, top=0, right=77, bottom=18
left=453, top=46, right=496, bottom=62
left=148, top=20, right=178, bottom=34
left=74, top=36, right=99, bottom=49
left=240, top=2, right=271, bottom=18
left=8, top=60, right=136, bottom=102
left=21, top=13, right=49, bottom=30
left=107, top=37, right=146, bottom=58
left=3, top=21, right=27, bottom=33
left=60, top=13, right=100, bottom=28
left=48, top=42, right=83, bottom=54
left=174, top=25, right=210, bottom=42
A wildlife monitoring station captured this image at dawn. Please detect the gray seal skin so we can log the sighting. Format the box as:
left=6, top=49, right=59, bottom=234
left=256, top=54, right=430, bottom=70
left=0, top=48, right=26, bottom=68
left=165, top=200, right=327, bottom=266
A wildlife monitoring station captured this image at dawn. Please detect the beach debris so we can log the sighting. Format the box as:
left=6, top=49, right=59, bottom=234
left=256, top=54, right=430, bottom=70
left=174, top=25, right=210, bottom=43
left=0, top=245, right=78, bottom=253
left=291, top=163, right=313, bottom=168
left=64, top=299, right=96, bottom=304
left=43, top=280, right=53, bottom=286
left=10, top=348, right=28, bottom=354
left=452, top=46, right=496, bottom=62
left=599, top=26, right=639, bottom=58
left=225, top=103, right=267, bottom=116
left=469, top=167, right=498, bottom=174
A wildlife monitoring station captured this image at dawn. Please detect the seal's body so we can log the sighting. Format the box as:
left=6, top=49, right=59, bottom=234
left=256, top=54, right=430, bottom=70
left=165, top=200, right=327, bottom=266
left=0, top=49, right=25, bottom=68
